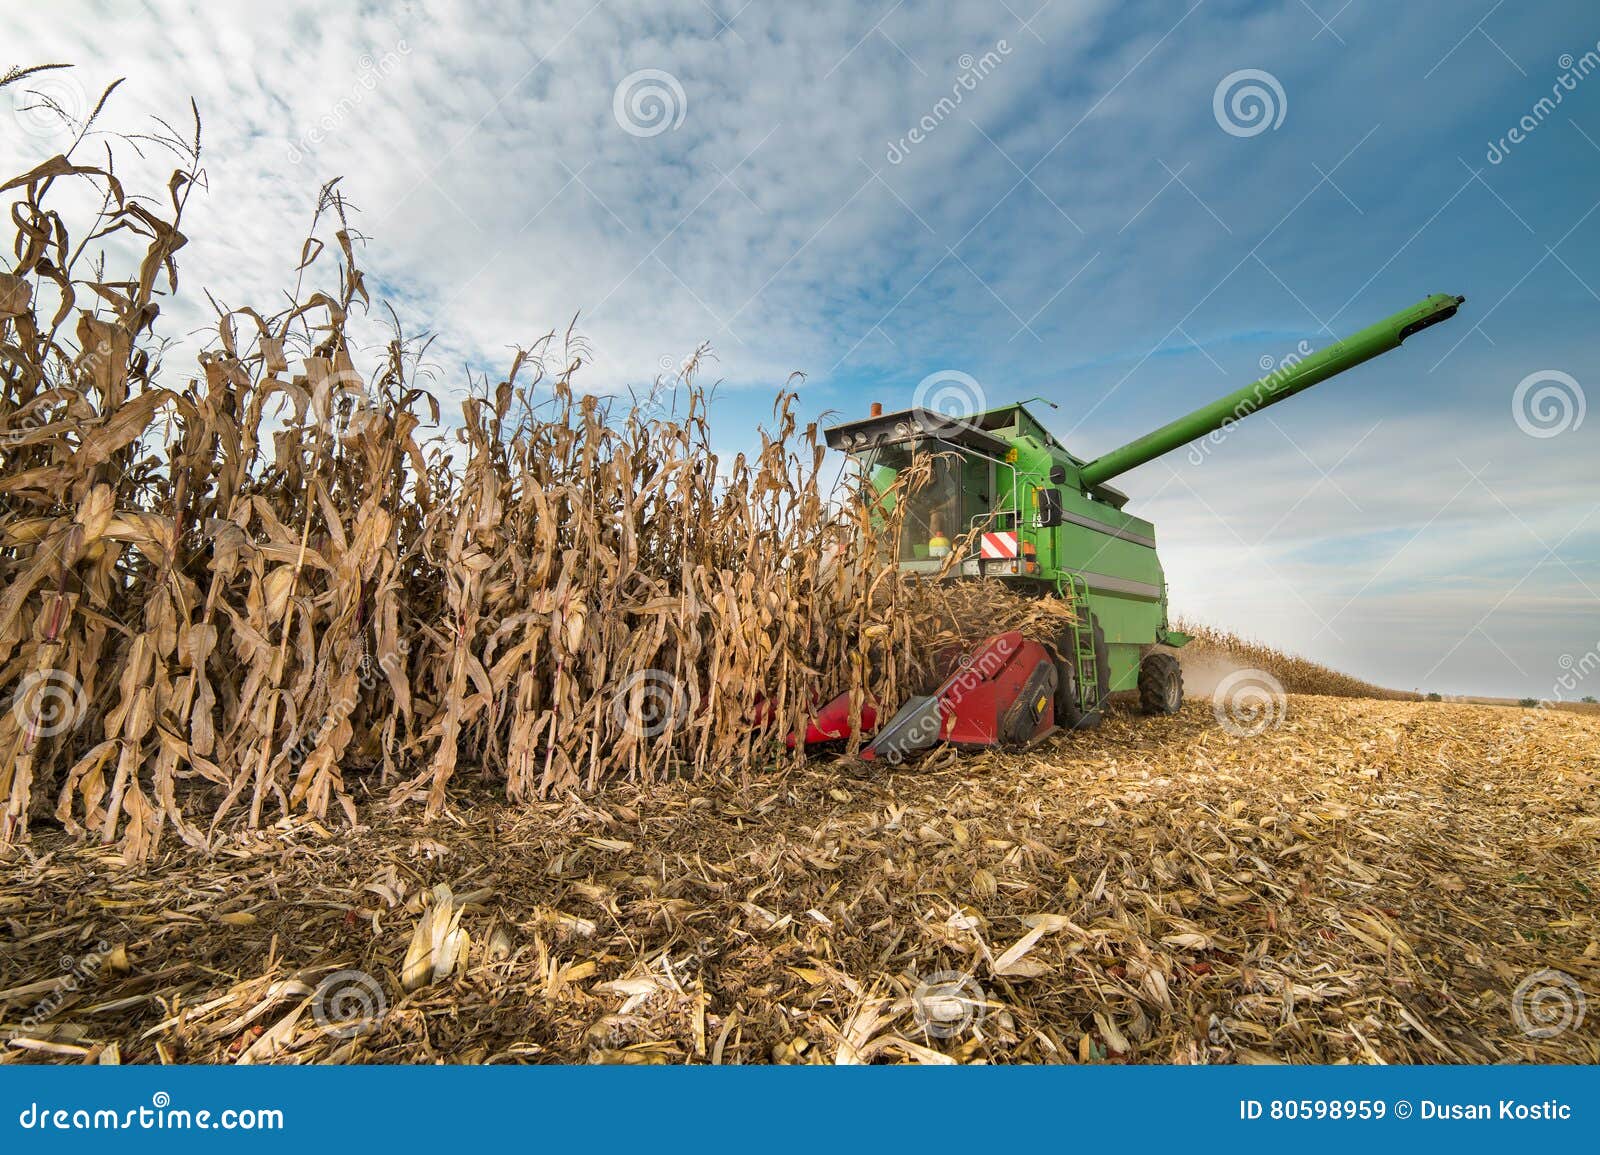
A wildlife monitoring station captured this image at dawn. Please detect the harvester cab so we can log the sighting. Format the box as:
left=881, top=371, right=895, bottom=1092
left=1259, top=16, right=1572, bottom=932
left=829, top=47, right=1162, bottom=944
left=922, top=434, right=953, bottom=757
left=819, top=292, right=1466, bottom=762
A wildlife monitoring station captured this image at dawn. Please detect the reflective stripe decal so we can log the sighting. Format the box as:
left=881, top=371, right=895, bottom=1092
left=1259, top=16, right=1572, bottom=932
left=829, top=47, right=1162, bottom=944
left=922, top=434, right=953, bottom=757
left=980, top=531, right=1019, bottom=559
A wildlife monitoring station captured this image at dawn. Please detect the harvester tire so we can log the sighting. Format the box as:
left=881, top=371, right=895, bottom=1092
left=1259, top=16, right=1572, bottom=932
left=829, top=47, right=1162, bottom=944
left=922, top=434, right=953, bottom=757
left=1055, top=616, right=1111, bottom=730
left=1138, top=651, right=1183, bottom=715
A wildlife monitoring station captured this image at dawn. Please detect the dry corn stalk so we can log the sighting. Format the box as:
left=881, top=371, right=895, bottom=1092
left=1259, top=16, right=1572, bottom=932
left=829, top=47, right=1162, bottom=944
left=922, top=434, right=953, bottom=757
left=2, top=85, right=1062, bottom=861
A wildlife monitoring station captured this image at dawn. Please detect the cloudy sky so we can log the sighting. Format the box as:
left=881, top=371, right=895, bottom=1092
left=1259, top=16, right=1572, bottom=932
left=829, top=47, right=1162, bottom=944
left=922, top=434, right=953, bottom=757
left=9, top=0, right=1598, bottom=697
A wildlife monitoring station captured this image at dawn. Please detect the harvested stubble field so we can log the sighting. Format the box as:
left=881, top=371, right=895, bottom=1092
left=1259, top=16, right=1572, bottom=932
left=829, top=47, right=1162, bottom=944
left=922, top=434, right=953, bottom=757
left=3, top=694, right=1597, bottom=1065
left=4, top=75, right=1598, bottom=1068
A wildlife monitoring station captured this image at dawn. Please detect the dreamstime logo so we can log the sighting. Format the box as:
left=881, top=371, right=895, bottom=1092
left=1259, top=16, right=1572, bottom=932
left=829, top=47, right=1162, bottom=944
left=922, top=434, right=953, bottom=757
left=286, top=42, right=411, bottom=164
left=16, top=1090, right=285, bottom=1131
left=4, top=340, right=116, bottom=450
left=912, top=369, right=987, bottom=434
left=285, top=639, right=409, bottom=766
left=1487, top=42, right=1600, bottom=164
left=1212, top=69, right=1287, bottom=138
left=634, top=352, right=692, bottom=421
left=1548, top=642, right=1600, bottom=706
left=312, top=969, right=387, bottom=1039
left=319, top=367, right=382, bottom=436
left=910, top=970, right=987, bottom=1039
left=1, top=403, right=49, bottom=450
left=1188, top=340, right=1314, bottom=465
left=1512, top=370, right=1584, bottom=439
left=1211, top=668, right=1286, bottom=737
left=611, top=669, right=697, bottom=738
left=19, top=940, right=113, bottom=1029
left=1511, top=968, right=1586, bottom=1039
left=871, top=637, right=1018, bottom=763
left=612, top=69, right=687, bottom=138
left=885, top=40, right=1012, bottom=164
left=11, top=669, right=87, bottom=739
left=8, top=70, right=88, bottom=139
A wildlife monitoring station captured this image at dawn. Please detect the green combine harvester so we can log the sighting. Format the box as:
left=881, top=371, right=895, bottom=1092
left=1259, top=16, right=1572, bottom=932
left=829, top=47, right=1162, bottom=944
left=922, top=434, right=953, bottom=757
left=820, top=293, right=1465, bottom=760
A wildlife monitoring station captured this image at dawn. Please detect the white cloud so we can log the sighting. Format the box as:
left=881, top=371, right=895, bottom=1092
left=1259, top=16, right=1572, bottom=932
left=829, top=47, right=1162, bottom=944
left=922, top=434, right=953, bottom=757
left=6, top=0, right=1596, bottom=697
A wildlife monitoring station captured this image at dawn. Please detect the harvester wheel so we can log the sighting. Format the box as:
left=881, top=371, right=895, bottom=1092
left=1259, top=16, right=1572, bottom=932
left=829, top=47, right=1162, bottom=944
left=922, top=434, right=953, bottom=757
left=1138, top=651, right=1184, bottom=715
left=1054, top=616, right=1111, bottom=730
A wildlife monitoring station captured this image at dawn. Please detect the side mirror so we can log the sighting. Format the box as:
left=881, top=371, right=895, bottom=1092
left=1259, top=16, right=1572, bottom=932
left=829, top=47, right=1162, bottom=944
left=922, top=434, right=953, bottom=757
left=1048, top=465, right=1067, bottom=484
left=1038, top=488, right=1065, bottom=527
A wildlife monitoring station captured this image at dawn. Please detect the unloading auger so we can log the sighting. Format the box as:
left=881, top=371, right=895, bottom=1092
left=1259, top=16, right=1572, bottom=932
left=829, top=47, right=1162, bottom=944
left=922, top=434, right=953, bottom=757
left=806, top=293, right=1465, bottom=760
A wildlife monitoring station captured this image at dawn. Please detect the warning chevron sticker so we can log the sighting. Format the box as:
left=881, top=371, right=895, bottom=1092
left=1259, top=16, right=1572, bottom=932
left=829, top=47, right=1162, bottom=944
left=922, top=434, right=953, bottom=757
left=980, top=531, right=1019, bottom=559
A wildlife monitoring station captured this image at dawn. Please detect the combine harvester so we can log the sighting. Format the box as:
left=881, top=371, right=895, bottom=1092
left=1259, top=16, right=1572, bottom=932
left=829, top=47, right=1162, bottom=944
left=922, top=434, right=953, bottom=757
left=814, top=293, right=1465, bottom=762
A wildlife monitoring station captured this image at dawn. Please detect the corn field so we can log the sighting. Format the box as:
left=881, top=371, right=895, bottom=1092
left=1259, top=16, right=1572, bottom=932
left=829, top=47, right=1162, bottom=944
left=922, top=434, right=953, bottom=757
left=1172, top=620, right=1421, bottom=701
left=0, top=89, right=1007, bottom=863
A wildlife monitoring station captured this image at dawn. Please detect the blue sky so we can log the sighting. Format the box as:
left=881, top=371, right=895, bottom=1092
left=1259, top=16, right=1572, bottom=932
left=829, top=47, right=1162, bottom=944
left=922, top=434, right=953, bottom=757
left=10, top=0, right=1599, bottom=695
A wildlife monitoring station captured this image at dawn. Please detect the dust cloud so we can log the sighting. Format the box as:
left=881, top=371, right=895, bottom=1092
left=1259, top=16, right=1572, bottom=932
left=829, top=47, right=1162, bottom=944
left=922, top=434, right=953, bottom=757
left=1168, top=646, right=1254, bottom=700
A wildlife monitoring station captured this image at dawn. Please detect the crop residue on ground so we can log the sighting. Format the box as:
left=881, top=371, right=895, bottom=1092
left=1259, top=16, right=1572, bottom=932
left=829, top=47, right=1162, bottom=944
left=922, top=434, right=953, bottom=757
left=3, top=695, right=1595, bottom=1065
